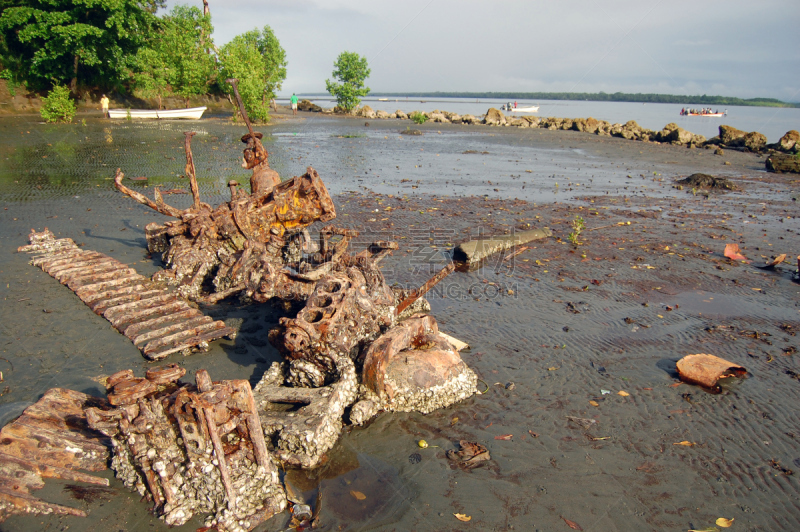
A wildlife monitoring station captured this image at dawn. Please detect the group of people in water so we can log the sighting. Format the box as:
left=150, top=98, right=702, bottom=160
left=680, top=107, right=725, bottom=116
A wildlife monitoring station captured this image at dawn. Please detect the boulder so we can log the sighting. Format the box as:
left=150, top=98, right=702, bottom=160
left=766, top=154, right=800, bottom=173
left=483, top=108, right=506, bottom=126
left=448, top=113, right=462, bottom=123
left=297, top=99, right=322, bottom=112
left=573, top=117, right=601, bottom=133
left=461, top=114, right=477, bottom=124
left=428, top=112, right=450, bottom=123
left=741, top=131, right=767, bottom=151
left=719, top=125, right=746, bottom=145
left=359, top=105, right=376, bottom=119
left=691, top=133, right=707, bottom=145
left=376, top=110, right=391, bottom=119
left=665, top=127, right=693, bottom=145
left=779, top=130, right=799, bottom=152
left=522, top=115, right=540, bottom=127
left=395, top=110, right=408, bottom=120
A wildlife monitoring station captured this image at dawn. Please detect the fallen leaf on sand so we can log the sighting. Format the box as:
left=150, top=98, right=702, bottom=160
left=561, top=516, right=583, bottom=530
left=673, top=441, right=695, bottom=446
left=350, top=490, right=366, bottom=500
left=688, top=528, right=719, bottom=532
left=589, top=400, right=599, bottom=407
left=669, top=382, right=683, bottom=387
left=548, top=366, right=559, bottom=371
left=716, top=517, right=734, bottom=527
left=724, top=243, right=748, bottom=262
left=494, top=434, right=513, bottom=440
left=453, top=513, right=471, bottom=522
left=617, top=390, right=630, bottom=396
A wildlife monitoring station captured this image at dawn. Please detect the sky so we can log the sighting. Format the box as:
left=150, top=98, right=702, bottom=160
left=165, top=0, right=800, bottom=101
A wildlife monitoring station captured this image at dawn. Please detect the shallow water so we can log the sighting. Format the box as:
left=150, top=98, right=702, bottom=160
left=1, top=115, right=799, bottom=531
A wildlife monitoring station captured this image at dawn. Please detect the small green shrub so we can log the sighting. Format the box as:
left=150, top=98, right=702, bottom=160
left=0, top=69, right=17, bottom=96
left=410, top=111, right=428, bottom=124
left=40, top=85, right=76, bottom=123
left=567, top=215, right=585, bottom=247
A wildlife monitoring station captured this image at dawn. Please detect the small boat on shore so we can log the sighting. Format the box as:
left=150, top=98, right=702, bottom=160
left=108, top=106, right=207, bottom=119
left=510, top=105, right=539, bottom=113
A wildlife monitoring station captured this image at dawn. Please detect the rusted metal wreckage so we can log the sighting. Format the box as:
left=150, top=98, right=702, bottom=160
left=4, top=79, right=478, bottom=530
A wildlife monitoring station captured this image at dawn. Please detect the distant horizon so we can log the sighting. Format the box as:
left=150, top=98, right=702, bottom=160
left=277, top=91, right=800, bottom=107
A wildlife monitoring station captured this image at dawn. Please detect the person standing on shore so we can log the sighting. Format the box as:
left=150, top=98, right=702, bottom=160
left=290, top=93, right=298, bottom=116
left=100, top=94, right=109, bottom=118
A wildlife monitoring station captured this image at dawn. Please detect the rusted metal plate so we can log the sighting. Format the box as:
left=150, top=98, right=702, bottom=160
left=0, top=388, right=110, bottom=523
left=18, top=229, right=236, bottom=360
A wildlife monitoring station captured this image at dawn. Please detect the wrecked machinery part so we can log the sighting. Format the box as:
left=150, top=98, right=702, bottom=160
left=0, top=389, right=110, bottom=523
left=18, top=229, right=236, bottom=360
left=676, top=353, right=747, bottom=393
left=252, top=358, right=358, bottom=469
left=114, top=124, right=335, bottom=302
left=361, top=315, right=477, bottom=415
left=86, top=367, right=286, bottom=532
left=268, top=248, right=398, bottom=388
left=452, top=227, right=552, bottom=270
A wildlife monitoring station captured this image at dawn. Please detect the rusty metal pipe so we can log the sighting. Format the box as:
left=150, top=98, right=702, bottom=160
left=396, top=261, right=455, bottom=315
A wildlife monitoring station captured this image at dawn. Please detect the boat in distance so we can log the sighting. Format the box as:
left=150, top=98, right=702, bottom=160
left=684, top=112, right=725, bottom=117
left=108, top=106, right=207, bottom=119
left=510, top=105, right=539, bottom=113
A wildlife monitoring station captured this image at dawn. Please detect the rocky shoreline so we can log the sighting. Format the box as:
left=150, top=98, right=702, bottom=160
left=298, top=99, right=800, bottom=163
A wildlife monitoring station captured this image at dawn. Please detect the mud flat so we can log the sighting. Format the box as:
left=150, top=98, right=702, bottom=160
left=0, top=114, right=799, bottom=531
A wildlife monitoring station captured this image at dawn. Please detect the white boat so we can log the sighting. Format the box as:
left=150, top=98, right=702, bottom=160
left=108, top=106, right=207, bottom=119
left=510, top=105, right=539, bottom=113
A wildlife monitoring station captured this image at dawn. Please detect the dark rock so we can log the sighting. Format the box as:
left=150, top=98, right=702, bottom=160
left=719, top=125, right=747, bottom=145
left=297, top=99, right=322, bottom=112
left=675, top=173, right=736, bottom=191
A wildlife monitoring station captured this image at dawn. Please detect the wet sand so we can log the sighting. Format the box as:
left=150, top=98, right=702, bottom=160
left=0, top=112, right=799, bottom=531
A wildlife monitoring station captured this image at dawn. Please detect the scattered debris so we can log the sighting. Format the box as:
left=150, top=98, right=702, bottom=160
left=446, top=441, right=491, bottom=469
left=676, top=354, right=747, bottom=393
left=723, top=243, right=748, bottom=262
left=757, top=253, right=787, bottom=270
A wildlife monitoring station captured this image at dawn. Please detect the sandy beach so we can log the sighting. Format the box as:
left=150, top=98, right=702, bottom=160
left=0, top=111, right=798, bottom=531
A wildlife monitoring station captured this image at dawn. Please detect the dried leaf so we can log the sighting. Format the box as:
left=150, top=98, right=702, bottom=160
left=350, top=490, right=366, bottom=500
left=548, top=366, right=559, bottom=371
left=617, top=390, right=630, bottom=397
left=724, top=243, right=747, bottom=262
left=589, top=400, right=599, bottom=407
left=494, top=434, right=513, bottom=440
left=561, top=516, right=583, bottom=530
left=716, top=517, right=734, bottom=527
left=453, top=513, right=471, bottom=522
left=673, top=440, right=695, bottom=446
left=688, top=528, right=719, bottom=532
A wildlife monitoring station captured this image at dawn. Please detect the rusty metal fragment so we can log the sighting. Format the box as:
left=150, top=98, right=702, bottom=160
left=0, top=388, right=110, bottom=522
left=86, top=366, right=286, bottom=531
left=676, top=353, right=747, bottom=393
left=18, top=229, right=236, bottom=360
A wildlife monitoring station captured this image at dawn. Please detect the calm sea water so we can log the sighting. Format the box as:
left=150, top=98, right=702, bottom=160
left=289, top=96, right=800, bottom=143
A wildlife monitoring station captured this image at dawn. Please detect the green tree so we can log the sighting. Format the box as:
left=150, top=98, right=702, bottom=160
left=0, top=0, right=157, bottom=93
left=131, top=46, right=169, bottom=109
left=160, top=5, right=215, bottom=108
left=218, top=26, right=287, bottom=122
left=39, top=84, right=76, bottom=122
left=325, top=51, right=370, bottom=112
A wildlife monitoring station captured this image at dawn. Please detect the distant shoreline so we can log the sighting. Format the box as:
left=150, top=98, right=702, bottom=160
left=296, top=92, right=799, bottom=109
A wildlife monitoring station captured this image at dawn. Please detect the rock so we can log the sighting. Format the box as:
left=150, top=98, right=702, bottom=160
left=715, top=147, right=724, bottom=155
left=428, top=112, right=450, bottom=123
left=297, top=99, right=322, bottom=112
left=573, top=117, right=601, bottom=133
left=376, top=110, right=390, bottom=119
left=395, top=110, right=408, bottom=120
left=483, top=108, right=506, bottom=126
left=362, top=315, right=477, bottom=414
left=719, top=124, right=746, bottom=145
left=665, top=127, right=693, bottom=145
left=691, top=133, right=707, bottom=145
left=522, top=115, right=540, bottom=127
left=778, top=130, right=800, bottom=152
left=766, top=154, right=800, bottom=173
left=742, top=131, right=767, bottom=151
left=461, top=114, right=477, bottom=124
left=662, top=122, right=680, bottom=133
left=675, top=173, right=736, bottom=191
left=448, top=113, right=462, bottom=123
left=350, top=399, right=379, bottom=426
left=359, top=105, right=376, bottom=119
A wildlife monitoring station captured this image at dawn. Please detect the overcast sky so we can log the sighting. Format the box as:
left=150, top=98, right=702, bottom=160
left=165, top=0, right=800, bottom=101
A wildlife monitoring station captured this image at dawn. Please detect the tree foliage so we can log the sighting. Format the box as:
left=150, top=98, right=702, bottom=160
left=0, top=0, right=157, bottom=93
left=159, top=5, right=215, bottom=107
left=325, top=51, right=370, bottom=112
left=218, top=26, right=287, bottom=123
left=40, top=84, right=75, bottom=122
